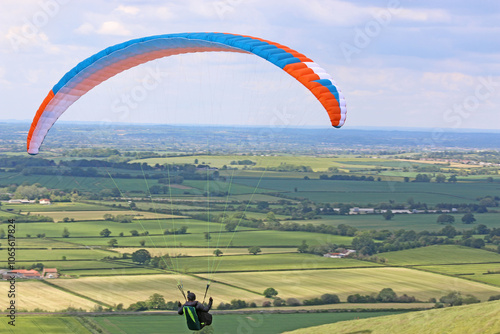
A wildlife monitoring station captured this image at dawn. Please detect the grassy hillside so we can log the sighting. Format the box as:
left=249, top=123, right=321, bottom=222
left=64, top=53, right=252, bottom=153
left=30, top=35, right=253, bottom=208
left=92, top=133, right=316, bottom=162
left=283, top=300, right=500, bottom=334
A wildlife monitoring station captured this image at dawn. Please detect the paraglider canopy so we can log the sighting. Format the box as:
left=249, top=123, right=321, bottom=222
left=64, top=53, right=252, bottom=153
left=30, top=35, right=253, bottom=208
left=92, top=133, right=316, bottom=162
left=27, top=32, right=347, bottom=155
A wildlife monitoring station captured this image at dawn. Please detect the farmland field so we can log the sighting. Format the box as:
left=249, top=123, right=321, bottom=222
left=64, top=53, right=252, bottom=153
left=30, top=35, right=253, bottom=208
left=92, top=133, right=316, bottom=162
left=50, top=274, right=264, bottom=307
left=62, top=267, right=164, bottom=276
left=112, top=247, right=297, bottom=257
left=132, top=155, right=355, bottom=172
left=27, top=210, right=183, bottom=222
left=198, top=267, right=500, bottom=302
left=232, top=178, right=499, bottom=205
left=0, top=280, right=99, bottom=311
left=305, top=212, right=500, bottom=231
left=380, top=245, right=500, bottom=266
left=7, top=238, right=82, bottom=248
left=1, top=202, right=118, bottom=212
left=1, top=130, right=499, bottom=334
left=0, top=173, right=184, bottom=193
left=58, top=230, right=354, bottom=247
left=13, top=260, right=137, bottom=271
left=91, top=311, right=407, bottom=334
left=419, top=263, right=500, bottom=286
left=13, top=218, right=224, bottom=238
left=0, top=248, right=112, bottom=261
left=0, top=316, right=91, bottom=333
left=168, top=253, right=382, bottom=273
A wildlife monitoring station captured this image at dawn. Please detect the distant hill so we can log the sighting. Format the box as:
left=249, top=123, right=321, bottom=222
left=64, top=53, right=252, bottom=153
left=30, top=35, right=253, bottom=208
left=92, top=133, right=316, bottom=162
left=283, top=300, right=500, bottom=334
left=2, top=122, right=500, bottom=152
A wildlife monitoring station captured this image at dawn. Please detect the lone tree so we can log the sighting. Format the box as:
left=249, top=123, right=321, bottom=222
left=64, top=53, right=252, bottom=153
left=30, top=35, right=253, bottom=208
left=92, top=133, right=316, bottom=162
left=297, top=240, right=309, bottom=253
left=377, top=288, right=397, bottom=302
left=107, top=239, right=118, bottom=247
left=263, top=287, right=278, bottom=298
left=440, top=225, right=457, bottom=238
left=225, top=222, right=237, bottom=232
left=132, top=249, right=151, bottom=264
left=437, top=214, right=455, bottom=224
left=461, top=213, right=476, bottom=224
left=382, top=210, right=395, bottom=221
left=62, top=227, right=70, bottom=238
left=435, top=174, right=447, bottom=183
left=204, top=232, right=211, bottom=241
left=100, top=228, right=112, bottom=237
left=147, top=293, right=166, bottom=310
left=213, top=249, right=223, bottom=257
left=248, top=246, right=261, bottom=255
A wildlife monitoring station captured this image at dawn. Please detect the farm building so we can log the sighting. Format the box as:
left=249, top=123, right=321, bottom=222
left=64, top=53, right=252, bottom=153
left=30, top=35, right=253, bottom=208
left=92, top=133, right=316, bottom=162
left=4, top=270, right=41, bottom=279
left=324, top=249, right=356, bottom=258
left=7, top=199, right=35, bottom=204
left=42, top=268, right=59, bottom=278
left=39, top=198, right=51, bottom=205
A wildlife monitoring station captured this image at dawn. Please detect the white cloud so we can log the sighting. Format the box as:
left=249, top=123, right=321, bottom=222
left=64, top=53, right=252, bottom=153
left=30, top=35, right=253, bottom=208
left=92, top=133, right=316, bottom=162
left=97, top=21, right=131, bottom=36
left=395, top=8, right=452, bottom=23
left=75, top=22, right=95, bottom=35
left=115, top=5, right=140, bottom=16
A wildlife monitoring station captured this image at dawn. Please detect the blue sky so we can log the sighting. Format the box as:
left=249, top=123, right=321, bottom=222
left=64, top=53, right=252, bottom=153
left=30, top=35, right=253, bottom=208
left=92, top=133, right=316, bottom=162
left=1, top=0, right=499, bottom=130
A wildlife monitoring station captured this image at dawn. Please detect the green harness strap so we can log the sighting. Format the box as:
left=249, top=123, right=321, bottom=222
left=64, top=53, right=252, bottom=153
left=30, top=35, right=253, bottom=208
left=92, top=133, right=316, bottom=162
left=184, top=305, right=202, bottom=331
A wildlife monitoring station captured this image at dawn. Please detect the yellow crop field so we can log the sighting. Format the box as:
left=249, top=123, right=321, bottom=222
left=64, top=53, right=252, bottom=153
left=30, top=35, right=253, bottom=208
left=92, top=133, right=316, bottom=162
left=199, top=267, right=500, bottom=302
left=50, top=274, right=264, bottom=307
left=0, top=281, right=98, bottom=311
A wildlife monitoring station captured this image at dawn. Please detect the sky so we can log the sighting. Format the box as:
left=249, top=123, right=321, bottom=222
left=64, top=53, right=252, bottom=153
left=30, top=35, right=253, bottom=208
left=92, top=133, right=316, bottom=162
left=0, top=0, right=499, bottom=131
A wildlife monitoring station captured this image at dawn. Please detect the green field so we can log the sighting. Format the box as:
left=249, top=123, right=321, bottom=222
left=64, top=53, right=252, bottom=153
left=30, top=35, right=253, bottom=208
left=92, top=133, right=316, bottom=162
left=0, top=248, right=112, bottom=262
left=232, top=177, right=498, bottom=205
left=3, top=237, right=82, bottom=248
left=381, top=245, right=500, bottom=266
left=91, top=311, right=406, bottom=334
left=305, top=212, right=500, bottom=231
left=0, top=173, right=177, bottom=193
left=0, top=316, right=91, bottom=333
left=62, top=267, right=163, bottom=276
left=285, top=300, right=500, bottom=334
left=157, top=253, right=382, bottom=274
left=112, top=247, right=297, bottom=257
left=420, top=263, right=500, bottom=286
left=12, top=218, right=224, bottom=238
left=183, top=179, right=271, bottom=195
left=12, top=260, right=137, bottom=271
left=27, top=210, right=182, bottom=222
left=0, top=210, right=18, bottom=219
left=57, top=230, right=353, bottom=248
left=1, top=202, right=118, bottom=212
left=199, top=267, right=500, bottom=302
left=132, top=155, right=354, bottom=172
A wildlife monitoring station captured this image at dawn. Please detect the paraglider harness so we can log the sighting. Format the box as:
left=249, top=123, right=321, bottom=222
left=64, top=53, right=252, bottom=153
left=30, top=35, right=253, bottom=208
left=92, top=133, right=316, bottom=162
left=184, top=305, right=203, bottom=331
left=178, top=285, right=212, bottom=331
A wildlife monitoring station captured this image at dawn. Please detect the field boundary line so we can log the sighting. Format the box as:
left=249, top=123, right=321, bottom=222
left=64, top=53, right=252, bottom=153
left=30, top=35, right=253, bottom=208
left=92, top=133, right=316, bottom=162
left=409, top=261, right=500, bottom=267
left=190, top=273, right=263, bottom=296
left=402, top=266, right=500, bottom=290
left=40, top=280, right=113, bottom=309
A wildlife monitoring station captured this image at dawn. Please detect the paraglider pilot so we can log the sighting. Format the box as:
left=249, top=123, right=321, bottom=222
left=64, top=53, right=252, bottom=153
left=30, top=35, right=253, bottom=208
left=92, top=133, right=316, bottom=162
left=178, top=291, right=213, bottom=330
